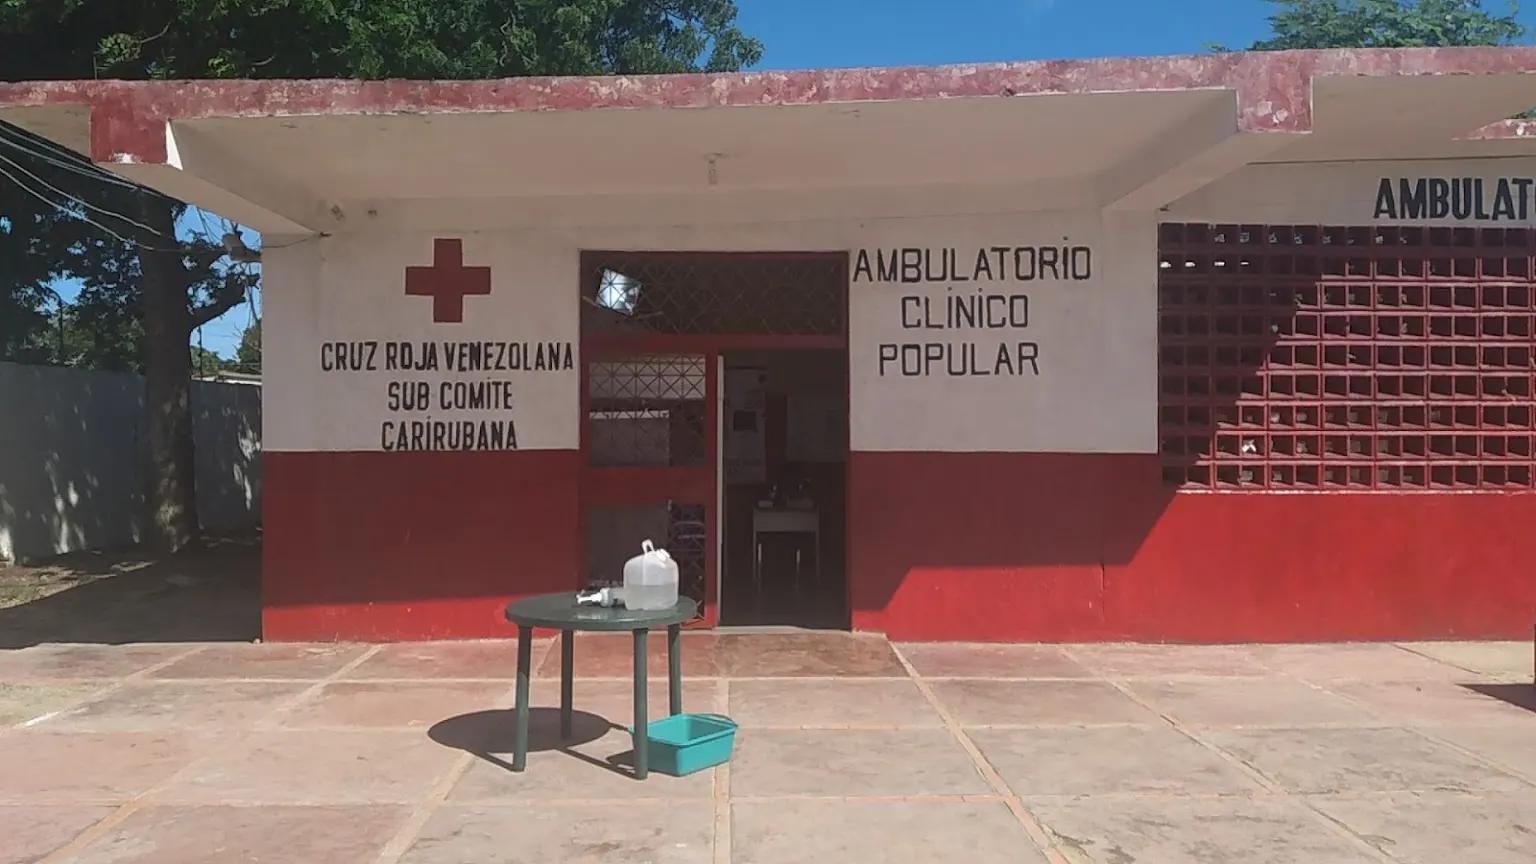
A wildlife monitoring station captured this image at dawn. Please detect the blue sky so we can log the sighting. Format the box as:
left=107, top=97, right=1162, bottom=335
left=738, top=0, right=1534, bottom=69
left=55, top=0, right=1535, bottom=358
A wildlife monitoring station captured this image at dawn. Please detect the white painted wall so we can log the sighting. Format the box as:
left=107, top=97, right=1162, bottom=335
left=262, top=233, right=580, bottom=453
left=1168, top=158, right=1536, bottom=226
left=263, top=204, right=1158, bottom=455
left=847, top=211, right=1155, bottom=453
left=0, top=363, right=261, bottom=563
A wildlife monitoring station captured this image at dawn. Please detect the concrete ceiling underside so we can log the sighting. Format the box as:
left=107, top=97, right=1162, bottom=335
left=5, top=50, right=1536, bottom=234
left=170, top=89, right=1230, bottom=200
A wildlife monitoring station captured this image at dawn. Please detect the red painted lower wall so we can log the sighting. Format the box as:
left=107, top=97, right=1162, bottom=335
left=262, top=450, right=579, bottom=641
left=848, top=451, right=1536, bottom=643
left=261, top=448, right=1536, bottom=643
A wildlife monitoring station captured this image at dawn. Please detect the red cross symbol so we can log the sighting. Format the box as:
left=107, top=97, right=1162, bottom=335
left=405, top=238, right=491, bottom=324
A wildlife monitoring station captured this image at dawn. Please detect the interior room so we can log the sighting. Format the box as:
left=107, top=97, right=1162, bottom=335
left=718, top=348, right=848, bottom=628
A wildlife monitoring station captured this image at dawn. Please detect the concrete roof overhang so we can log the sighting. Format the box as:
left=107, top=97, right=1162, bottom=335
left=4, top=47, right=1536, bottom=236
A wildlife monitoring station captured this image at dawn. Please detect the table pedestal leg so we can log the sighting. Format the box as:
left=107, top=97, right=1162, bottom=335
left=560, top=629, right=574, bottom=739
left=667, top=624, right=682, bottom=716
left=754, top=540, right=763, bottom=602
left=512, top=625, right=532, bottom=772
left=633, top=627, right=649, bottom=780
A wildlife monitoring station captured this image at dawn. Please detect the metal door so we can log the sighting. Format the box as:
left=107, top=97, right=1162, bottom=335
left=580, top=352, right=718, bottom=625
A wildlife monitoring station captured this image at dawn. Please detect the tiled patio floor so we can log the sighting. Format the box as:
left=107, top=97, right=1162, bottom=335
left=1, top=634, right=1533, bottom=863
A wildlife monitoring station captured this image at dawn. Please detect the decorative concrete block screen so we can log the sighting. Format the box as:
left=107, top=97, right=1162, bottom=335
left=1157, top=223, right=1536, bottom=491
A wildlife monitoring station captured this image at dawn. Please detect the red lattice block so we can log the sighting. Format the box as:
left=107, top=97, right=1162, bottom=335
left=1158, top=223, right=1536, bottom=491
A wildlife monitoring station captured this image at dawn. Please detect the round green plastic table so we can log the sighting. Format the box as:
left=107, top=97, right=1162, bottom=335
left=503, top=593, right=698, bottom=779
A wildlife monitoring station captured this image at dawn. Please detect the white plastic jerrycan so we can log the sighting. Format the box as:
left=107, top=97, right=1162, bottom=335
left=622, top=540, right=680, bottom=611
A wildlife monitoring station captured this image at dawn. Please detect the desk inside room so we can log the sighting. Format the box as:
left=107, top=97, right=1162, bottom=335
left=752, top=507, right=820, bottom=598
left=720, top=348, right=847, bottom=628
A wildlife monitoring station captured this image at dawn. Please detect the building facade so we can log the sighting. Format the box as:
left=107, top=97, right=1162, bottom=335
left=5, top=49, right=1536, bottom=642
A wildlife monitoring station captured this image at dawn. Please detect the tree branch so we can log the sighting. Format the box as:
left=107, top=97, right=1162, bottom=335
left=182, top=242, right=226, bottom=275
left=188, top=279, right=247, bottom=328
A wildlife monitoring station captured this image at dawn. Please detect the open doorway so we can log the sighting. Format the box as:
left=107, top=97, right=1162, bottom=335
left=719, top=349, right=849, bottom=628
left=578, top=251, right=848, bottom=628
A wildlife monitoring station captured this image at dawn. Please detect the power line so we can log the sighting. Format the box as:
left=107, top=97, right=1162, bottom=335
left=0, top=124, right=144, bottom=192
left=0, top=158, right=187, bottom=253
left=196, top=208, right=221, bottom=239
left=0, top=149, right=175, bottom=241
left=0, top=121, right=325, bottom=254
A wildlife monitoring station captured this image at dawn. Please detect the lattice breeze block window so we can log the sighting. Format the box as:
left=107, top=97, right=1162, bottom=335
left=582, top=253, right=845, bottom=336
left=587, top=355, right=708, bottom=468
left=1158, top=224, right=1536, bottom=491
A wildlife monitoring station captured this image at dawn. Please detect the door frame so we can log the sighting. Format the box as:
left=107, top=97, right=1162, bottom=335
left=578, top=346, right=719, bottom=627
left=577, top=251, right=851, bottom=628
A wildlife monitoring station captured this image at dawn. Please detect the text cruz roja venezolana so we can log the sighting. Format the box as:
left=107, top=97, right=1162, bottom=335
left=319, top=338, right=574, bottom=452
left=854, top=245, right=1092, bottom=378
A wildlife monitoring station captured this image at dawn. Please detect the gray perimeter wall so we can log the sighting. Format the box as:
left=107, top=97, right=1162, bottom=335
left=0, top=362, right=262, bottom=563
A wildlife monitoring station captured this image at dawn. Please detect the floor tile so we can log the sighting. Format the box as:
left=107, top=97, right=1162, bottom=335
left=400, top=803, right=714, bottom=863
left=728, top=678, right=940, bottom=727
left=929, top=680, right=1156, bottom=726
left=345, top=640, right=536, bottom=679
left=718, top=633, right=906, bottom=677
left=970, top=725, right=1262, bottom=797
left=1256, top=643, right=1471, bottom=683
left=0, top=644, right=197, bottom=681
left=729, top=728, right=989, bottom=797
left=734, top=800, right=1048, bottom=863
left=1125, top=678, right=1378, bottom=727
left=526, top=679, right=723, bottom=726
left=158, top=730, right=461, bottom=804
left=1200, top=727, right=1530, bottom=794
left=1067, top=644, right=1270, bottom=678
left=1431, top=725, right=1536, bottom=779
left=0, top=682, right=109, bottom=728
left=1, top=634, right=1530, bottom=864
left=279, top=681, right=509, bottom=729
left=896, top=643, right=1092, bottom=679
left=535, top=633, right=721, bottom=679
left=0, top=805, right=115, bottom=864
left=447, top=727, right=714, bottom=802
left=1399, top=642, right=1532, bottom=680
left=41, top=681, right=304, bottom=731
left=0, top=731, right=217, bottom=801
left=1028, top=796, right=1378, bottom=864
left=149, top=643, right=370, bottom=680
left=1325, top=680, right=1536, bottom=726
left=1309, top=791, right=1536, bottom=864
left=62, top=805, right=408, bottom=864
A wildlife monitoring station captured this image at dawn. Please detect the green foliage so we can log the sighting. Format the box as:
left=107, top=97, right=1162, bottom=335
left=190, top=344, right=224, bottom=377
left=1216, top=0, right=1525, bottom=51
left=0, top=120, right=252, bottom=371
left=0, top=217, right=56, bottom=363
left=0, top=1, right=762, bottom=81
left=233, top=318, right=261, bottom=374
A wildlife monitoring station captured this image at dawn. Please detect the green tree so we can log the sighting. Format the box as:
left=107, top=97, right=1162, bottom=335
left=0, top=279, right=54, bottom=365
left=231, top=318, right=261, bottom=375
left=0, top=132, right=66, bottom=365
left=0, top=1, right=760, bottom=553
left=191, top=345, right=225, bottom=378
left=61, top=279, right=145, bottom=371
left=1232, top=0, right=1523, bottom=50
